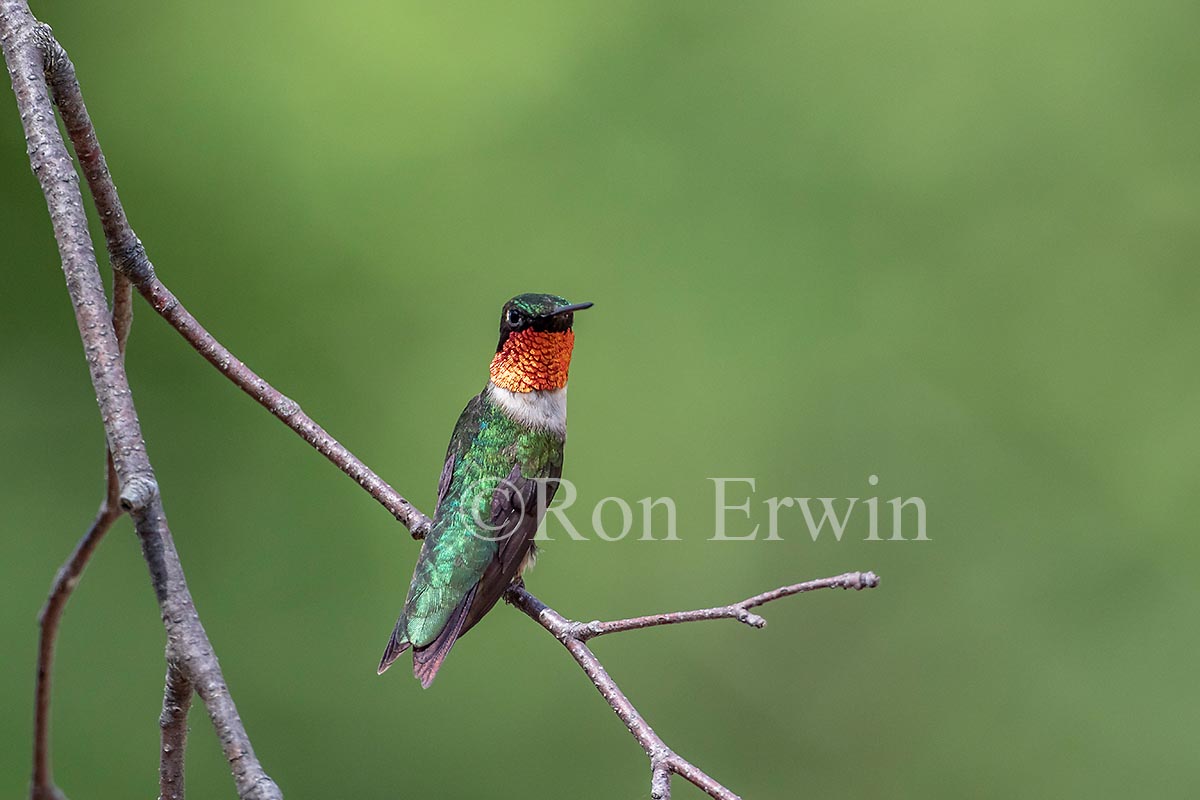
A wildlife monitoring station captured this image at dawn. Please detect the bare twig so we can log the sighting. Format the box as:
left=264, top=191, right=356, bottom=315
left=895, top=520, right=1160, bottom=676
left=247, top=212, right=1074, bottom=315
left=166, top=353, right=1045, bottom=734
left=31, top=459, right=121, bottom=800
left=506, top=577, right=878, bottom=799
left=136, top=275, right=431, bottom=536
left=158, top=663, right=192, bottom=800
left=28, top=17, right=429, bottom=540
left=572, top=570, right=881, bottom=640
left=5, top=6, right=881, bottom=800
left=2, top=5, right=281, bottom=799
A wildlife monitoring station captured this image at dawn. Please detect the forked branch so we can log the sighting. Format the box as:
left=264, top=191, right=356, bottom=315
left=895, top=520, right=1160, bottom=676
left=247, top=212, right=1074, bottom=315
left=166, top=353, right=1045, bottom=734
left=2, top=4, right=280, bottom=798
left=506, top=573, right=880, bottom=799
left=30, top=219, right=133, bottom=800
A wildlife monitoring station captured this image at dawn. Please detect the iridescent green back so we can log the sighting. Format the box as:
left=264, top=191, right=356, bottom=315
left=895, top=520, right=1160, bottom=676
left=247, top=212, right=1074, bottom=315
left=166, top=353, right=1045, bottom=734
left=399, top=391, right=563, bottom=647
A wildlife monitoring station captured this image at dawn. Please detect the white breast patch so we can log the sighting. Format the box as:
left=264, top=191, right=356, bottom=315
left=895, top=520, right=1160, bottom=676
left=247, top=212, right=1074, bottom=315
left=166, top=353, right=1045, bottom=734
left=487, top=383, right=568, bottom=439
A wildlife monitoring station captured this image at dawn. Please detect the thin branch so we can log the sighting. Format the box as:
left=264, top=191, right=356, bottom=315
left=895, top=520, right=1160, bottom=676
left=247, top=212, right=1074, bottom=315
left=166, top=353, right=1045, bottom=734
left=506, top=573, right=880, bottom=798
left=2, top=7, right=280, bottom=799
left=158, top=663, right=192, bottom=800
left=36, top=44, right=429, bottom=535
left=136, top=275, right=431, bottom=536
left=31, top=459, right=121, bottom=800
left=573, top=570, right=881, bottom=641
left=37, top=18, right=430, bottom=536
left=32, top=21, right=429, bottom=539
left=507, top=586, right=724, bottom=799
left=138, top=497, right=279, bottom=800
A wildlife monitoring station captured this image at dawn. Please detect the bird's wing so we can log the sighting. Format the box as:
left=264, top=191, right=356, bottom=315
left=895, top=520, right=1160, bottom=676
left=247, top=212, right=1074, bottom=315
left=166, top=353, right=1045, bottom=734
left=460, top=460, right=562, bottom=635
left=381, top=392, right=564, bottom=687
left=405, top=460, right=559, bottom=686
left=378, top=394, right=485, bottom=678
left=375, top=447, right=460, bottom=676
left=394, top=460, right=559, bottom=686
left=435, top=449, right=455, bottom=509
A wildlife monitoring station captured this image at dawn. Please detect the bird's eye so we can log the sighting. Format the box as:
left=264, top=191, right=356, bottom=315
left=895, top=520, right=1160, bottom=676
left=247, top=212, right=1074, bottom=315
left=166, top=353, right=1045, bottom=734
left=506, top=308, right=523, bottom=326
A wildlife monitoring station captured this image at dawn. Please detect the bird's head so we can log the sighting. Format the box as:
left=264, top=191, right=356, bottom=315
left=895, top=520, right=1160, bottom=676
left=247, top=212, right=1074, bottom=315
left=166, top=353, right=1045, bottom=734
left=490, top=293, right=592, bottom=393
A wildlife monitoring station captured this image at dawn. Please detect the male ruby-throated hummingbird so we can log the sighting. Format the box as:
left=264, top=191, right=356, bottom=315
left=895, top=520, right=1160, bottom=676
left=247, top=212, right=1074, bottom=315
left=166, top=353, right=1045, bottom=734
left=378, top=293, right=592, bottom=687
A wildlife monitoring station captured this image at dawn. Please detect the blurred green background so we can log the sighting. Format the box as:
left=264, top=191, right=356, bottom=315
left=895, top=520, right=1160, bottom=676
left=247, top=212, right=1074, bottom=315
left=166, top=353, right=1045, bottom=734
left=2, top=1, right=1197, bottom=797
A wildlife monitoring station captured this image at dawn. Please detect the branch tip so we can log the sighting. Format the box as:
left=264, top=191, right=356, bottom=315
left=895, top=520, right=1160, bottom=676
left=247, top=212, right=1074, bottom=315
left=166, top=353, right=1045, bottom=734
left=734, top=608, right=767, bottom=628
left=850, top=571, right=879, bottom=590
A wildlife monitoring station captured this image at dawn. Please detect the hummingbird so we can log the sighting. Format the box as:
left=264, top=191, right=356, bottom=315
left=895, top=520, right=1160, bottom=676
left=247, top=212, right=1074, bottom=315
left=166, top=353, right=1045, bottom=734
left=378, top=293, right=592, bottom=687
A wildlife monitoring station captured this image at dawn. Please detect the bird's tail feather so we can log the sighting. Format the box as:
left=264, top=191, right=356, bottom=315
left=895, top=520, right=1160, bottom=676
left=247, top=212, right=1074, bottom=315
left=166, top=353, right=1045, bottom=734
left=411, top=586, right=477, bottom=689
left=377, top=625, right=412, bottom=675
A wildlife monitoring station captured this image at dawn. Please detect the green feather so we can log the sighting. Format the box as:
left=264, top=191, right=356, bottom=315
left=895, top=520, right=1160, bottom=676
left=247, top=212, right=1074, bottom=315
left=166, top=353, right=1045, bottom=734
left=399, top=391, right=562, bottom=647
